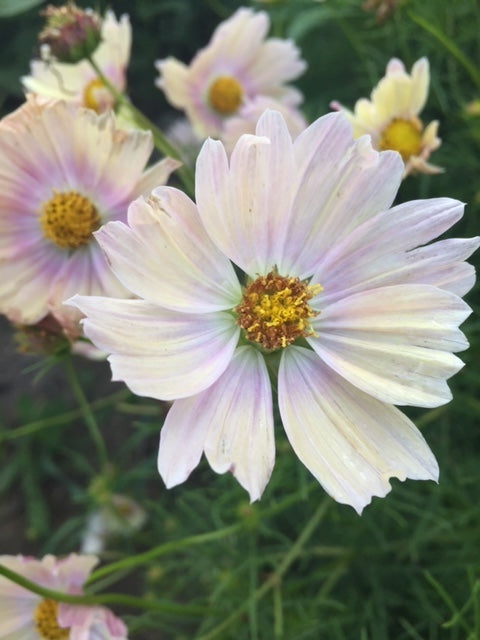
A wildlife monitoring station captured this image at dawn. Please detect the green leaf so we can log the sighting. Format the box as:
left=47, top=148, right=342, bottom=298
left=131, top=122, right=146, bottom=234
left=0, top=0, right=44, bottom=18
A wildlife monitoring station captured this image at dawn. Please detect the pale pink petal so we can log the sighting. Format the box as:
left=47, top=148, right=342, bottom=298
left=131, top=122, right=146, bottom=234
left=245, top=38, right=307, bottom=95
left=69, top=295, right=239, bottom=400
left=196, top=111, right=296, bottom=276
left=155, top=58, right=190, bottom=108
left=59, top=604, right=128, bottom=640
left=132, top=157, right=181, bottom=197
left=96, top=188, right=241, bottom=312
left=159, top=346, right=274, bottom=501
left=279, top=347, right=439, bottom=514
left=310, top=285, right=470, bottom=407
left=286, top=113, right=404, bottom=277
left=315, top=198, right=478, bottom=303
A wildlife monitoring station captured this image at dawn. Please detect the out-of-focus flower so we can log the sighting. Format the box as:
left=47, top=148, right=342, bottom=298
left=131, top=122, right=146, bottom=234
left=155, top=7, right=306, bottom=139
left=362, top=0, right=402, bottom=23
left=465, top=99, right=480, bottom=117
left=222, top=95, right=307, bottom=153
left=37, top=2, right=102, bottom=64
left=332, top=57, right=442, bottom=177
left=81, top=494, right=147, bottom=554
left=69, top=110, right=478, bottom=514
left=0, top=553, right=128, bottom=639
left=23, top=10, right=130, bottom=114
left=0, top=97, right=180, bottom=339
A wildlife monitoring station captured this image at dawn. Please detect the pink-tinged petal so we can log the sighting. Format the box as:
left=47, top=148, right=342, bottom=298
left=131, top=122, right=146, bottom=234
left=286, top=112, right=404, bottom=277
left=0, top=242, right=65, bottom=324
left=53, top=553, right=98, bottom=591
left=245, top=38, right=307, bottom=94
left=132, top=157, right=182, bottom=198
left=58, top=604, right=128, bottom=640
left=68, top=295, right=240, bottom=400
left=279, top=347, right=439, bottom=514
left=0, top=598, right=36, bottom=636
left=155, top=57, right=190, bottom=107
left=158, top=346, right=274, bottom=501
left=315, top=198, right=477, bottom=303
left=50, top=243, right=131, bottom=336
left=96, top=187, right=241, bottom=312
left=196, top=111, right=296, bottom=276
left=310, top=284, right=470, bottom=408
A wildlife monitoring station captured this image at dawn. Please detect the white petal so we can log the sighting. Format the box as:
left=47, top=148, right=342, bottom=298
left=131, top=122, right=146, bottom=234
left=159, top=346, right=274, bottom=501
left=132, top=157, right=182, bottom=197
left=316, top=198, right=475, bottom=303
left=286, top=113, right=404, bottom=277
left=279, top=347, right=439, bottom=514
left=310, top=284, right=470, bottom=407
left=95, top=187, right=241, bottom=312
left=68, top=295, right=240, bottom=400
left=196, top=111, right=296, bottom=276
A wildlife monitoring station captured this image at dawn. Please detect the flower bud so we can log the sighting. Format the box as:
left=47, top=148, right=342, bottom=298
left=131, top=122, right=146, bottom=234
left=38, top=2, right=102, bottom=63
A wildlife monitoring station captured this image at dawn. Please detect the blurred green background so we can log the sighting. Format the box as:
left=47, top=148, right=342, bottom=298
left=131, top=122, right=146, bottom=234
left=0, top=1, right=479, bottom=639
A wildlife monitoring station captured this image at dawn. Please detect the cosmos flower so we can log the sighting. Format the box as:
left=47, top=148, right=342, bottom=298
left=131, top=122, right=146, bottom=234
left=0, top=96, right=179, bottom=337
left=0, top=553, right=128, bottom=639
left=332, top=57, right=442, bottom=177
left=22, top=10, right=131, bottom=114
left=69, top=110, right=478, bottom=513
left=155, top=7, right=306, bottom=139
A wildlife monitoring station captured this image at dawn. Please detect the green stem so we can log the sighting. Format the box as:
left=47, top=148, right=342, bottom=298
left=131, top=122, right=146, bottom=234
left=196, top=498, right=330, bottom=640
left=87, top=56, right=195, bottom=196
left=0, top=389, right=128, bottom=443
left=407, top=11, right=480, bottom=91
left=64, top=355, right=109, bottom=469
left=0, top=563, right=203, bottom=616
left=86, top=523, right=242, bottom=586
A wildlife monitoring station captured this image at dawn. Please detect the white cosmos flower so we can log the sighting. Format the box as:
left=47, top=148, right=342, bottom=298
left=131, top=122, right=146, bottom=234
left=69, top=110, right=478, bottom=513
left=0, top=96, right=179, bottom=336
left=22, top=10, right=131, bottom=114
left=155, top=7, right=306, bottom=139
left=0, top=554, right=128, bottom=639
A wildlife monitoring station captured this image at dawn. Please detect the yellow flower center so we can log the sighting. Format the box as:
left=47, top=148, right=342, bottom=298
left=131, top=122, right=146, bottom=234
left=208, top=75, right=244, bottom=115
left=34, top=599, right=70, bottom=640
left=40, top=189, right=101, bottom=250
left=235, top=270, right=322, bottom=351
left=379, top=118, right=423, bottom=161
left=83, top=77, right=113, bottom=113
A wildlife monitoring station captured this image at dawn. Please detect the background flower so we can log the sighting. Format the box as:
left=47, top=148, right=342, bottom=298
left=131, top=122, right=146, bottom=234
left=332, top=57, right=442, bottom=176
left=0, top=554, right=128, bottom=639
left=22, top=10, right=131, bottom=114
left=0, top=97, right=179, bottom=337
left=155, top=7, right=306, bottom=139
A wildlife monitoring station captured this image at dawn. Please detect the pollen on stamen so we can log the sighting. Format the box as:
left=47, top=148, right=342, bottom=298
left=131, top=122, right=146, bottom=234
left=40, top=189, right=101, bottom=250
left=379, top=117, right=423, bottom=160
left=34, top=599, right=70, bottom=640
left=235, top=270, right=322, bottom=352
left=208, top=75, right=244, bottom=115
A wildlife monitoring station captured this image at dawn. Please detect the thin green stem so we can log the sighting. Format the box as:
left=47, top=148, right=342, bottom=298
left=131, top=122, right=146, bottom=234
left=0, top=563, right=203, bottom=615
left=0, top=389, right=128, bottom=443
left=196, top=498, right=330, bottom=640
left=64, top=356, right=109, bottom=469
left=86, top=523, right=242, bottom=585
left=87, top=56, right=195, bottom=196
left=407, top=11, right=480, bottom=91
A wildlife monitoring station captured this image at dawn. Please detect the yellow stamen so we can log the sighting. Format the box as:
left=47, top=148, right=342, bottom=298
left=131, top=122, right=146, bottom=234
left=34, top=599, right=70, bottom=640
left=40, top=189, right=101, bottom=250
left=208, top=75, right=244, bottom=115
left=379, top=118, right=423, bottom=161
left=83, top=77, right=113, bottom=113
left=236, top=270, right=322, bottom=351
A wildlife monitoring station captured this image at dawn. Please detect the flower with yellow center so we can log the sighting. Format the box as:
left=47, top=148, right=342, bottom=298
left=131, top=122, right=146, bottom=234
left=34, top=600, right=70, bottom=640
left=331, top=57, right=443, bottom=177
left=0, top=96, right=180, bottom=337
left=22, top=10, right=130, bottom=114
left=156, top=7, right=306, bottom=138
left=70, top=110, right=478, bottom=513
left=0, top=554, right=128, bottom=639
left=208, top=75, right=244, bottom=115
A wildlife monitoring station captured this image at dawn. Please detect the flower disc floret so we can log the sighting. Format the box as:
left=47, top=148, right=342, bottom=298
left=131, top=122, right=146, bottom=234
left=208, top=76, right=244, bottom=115
left=379, top=118, right=422, bottom=161
left=40, top=189, right=101, bottom=250
left=34, top=599, right=70, bottom=640
left=236, top=271, right=321, bottom=351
